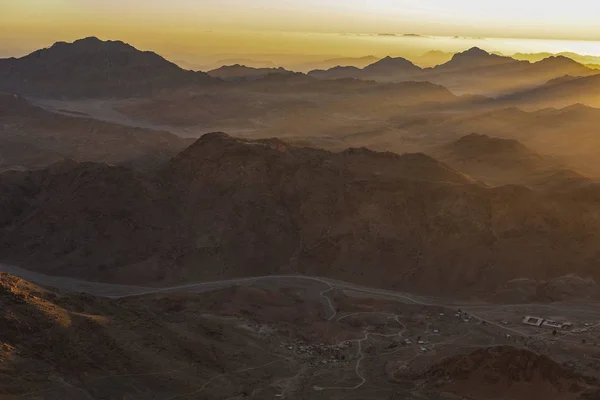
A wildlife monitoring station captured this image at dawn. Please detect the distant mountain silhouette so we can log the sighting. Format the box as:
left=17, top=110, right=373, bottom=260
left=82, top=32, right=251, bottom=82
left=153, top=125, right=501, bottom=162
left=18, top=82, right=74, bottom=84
left=207, top=65, right=294, bottom=81
left=514, top=51, right=600, bottom=66
left=410, top=50, right=454, bottom=67
left=294, top=56, right=380, bottom=72
left=309, top=56, right=421, bottom=81
left=406, top=105, right=600, bottom=178
left=500, top=74, right=600, bottom=109
left=362, top=56, right=421, bottom=76
left=309, top=47, right=596, bottom=95
left=427, top=48, right=596, bottom=94
left=0, top=37, right=217, bottom=97
left=308, top=66, right=363, bottom=80
left=436, top=47, right=517, bottom=70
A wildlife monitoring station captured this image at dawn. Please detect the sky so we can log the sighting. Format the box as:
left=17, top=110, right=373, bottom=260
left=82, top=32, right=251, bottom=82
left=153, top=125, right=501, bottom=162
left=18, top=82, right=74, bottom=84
left=2, top=0, right=600, bottom=63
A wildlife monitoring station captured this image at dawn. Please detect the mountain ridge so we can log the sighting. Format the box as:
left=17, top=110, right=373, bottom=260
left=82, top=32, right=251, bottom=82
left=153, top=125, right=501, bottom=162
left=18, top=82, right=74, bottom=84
left=0, top=37, right=218, bottom=98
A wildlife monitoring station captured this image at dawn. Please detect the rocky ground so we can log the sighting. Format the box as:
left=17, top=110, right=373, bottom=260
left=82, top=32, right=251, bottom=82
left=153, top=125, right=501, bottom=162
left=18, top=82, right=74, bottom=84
left=3, top=272, right=600, bottom=399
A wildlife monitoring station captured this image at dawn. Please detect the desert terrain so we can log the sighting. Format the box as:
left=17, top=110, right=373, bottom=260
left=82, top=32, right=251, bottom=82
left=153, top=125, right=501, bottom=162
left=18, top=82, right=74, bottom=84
left=4, top=269, right=600, bottom=399
left=3, top=36, right=600, bottom=399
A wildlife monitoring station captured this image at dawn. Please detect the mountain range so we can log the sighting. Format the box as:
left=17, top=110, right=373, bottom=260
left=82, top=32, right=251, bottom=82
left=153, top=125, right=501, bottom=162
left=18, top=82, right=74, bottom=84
left=2, top=133, right=600, bottom=299
left=2, top=38, right=598, bottom=99
left=309, top=47, right=597, bottom=95
left=207, top=65, right=295, bottom=81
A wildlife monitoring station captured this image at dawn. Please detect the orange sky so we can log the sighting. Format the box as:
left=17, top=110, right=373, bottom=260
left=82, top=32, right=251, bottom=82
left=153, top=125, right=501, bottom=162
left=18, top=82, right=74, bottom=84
left=2, top=0, right=600, bottom=61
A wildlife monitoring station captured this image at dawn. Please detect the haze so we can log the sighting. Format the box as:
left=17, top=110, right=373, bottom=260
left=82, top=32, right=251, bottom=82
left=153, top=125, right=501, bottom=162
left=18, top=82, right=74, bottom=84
left=3, top=0, right=600, bottom=66
left=6, top=2, right=600, bottom=399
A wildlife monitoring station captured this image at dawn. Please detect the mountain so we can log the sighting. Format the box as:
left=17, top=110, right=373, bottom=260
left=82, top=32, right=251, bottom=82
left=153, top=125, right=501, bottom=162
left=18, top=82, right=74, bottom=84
left=426, top=48, right=597, bottom=95
left=410, top=50, right=454, bottom=67
left=501, top=73, right=600, bottom=109
left=0, top=37, right=216, bottom=98
left=435, top=47, right=518, bottom=71
left=306, top=65, right=363, bottom=80
left=207, top=64, right=294, bottom=81
left=3, top=133, right=600, bottom=298
left=308, top=56, right=421, bottom=81
left=514, top=51, right=600, bottom=66
left=400, top=104, right=600, bottom=178
left=294, top=55, right=380, bottom=72
left=435, top=133, right=565, bottom=186
left=0, top=92, right=192, bottom=171
left=309, top=47, right=597, bottom=95
left=361, top=56, right=422, bottom=80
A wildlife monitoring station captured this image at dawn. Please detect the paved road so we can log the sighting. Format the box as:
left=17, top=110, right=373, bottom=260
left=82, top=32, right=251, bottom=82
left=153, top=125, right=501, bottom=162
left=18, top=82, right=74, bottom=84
left=0, top=264, right=435, bottom=304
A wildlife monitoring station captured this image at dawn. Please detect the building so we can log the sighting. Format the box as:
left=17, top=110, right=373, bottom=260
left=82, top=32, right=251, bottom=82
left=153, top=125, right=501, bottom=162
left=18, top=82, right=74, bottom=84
left=522, top=316, right=573, bottom=329
left=542, top=319, right=573, bottom=329
left=522, top=316, right=544, bottom=327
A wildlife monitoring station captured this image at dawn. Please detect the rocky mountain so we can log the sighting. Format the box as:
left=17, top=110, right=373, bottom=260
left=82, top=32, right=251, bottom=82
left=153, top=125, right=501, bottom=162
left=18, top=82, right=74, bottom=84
left=2, top=133, right=600, bottom=298
left=0, top=37, right=217, bottom=98
left=207, top=64, right=294, bottom=81
left=435, top=133, right=565, bottom=186
left=396, top=346, right=600, bottom=400
left=0, top=92, right=192, bottom=171
left=395, top=104, right=600, bottom=178
left=427, top=49, right=596, bottom=95
left=501, top=74, right=600, bottom=109
left=309, top=47, right=597, bottom=95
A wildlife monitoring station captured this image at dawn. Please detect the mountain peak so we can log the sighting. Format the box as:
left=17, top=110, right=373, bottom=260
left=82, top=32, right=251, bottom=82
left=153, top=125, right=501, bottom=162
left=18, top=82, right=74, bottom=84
left=439, top=46, right=516, bottom=70
left=363, top=56, right=420, bottom=73
left=461, top=47, right=490, bottom=57
left=74, top=36, right=103, bottom=45
left=452, top=47, right=494, bottom=60
left=1, top=37, right=215, bottom=97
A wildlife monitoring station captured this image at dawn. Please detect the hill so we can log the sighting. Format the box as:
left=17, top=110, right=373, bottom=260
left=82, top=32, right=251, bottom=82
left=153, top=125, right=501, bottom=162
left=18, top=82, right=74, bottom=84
left=0, top=273, right=325, bottom=399
left=0, top=92, right=192, bottom=171
left=435, top=133, right=564, bottom=186
left=0, top=37, right=216, bottom=98
left=501, top=74, right=600, bottom=109
left=393, top=104, right=600, bottom=178
left=2, top=133, right=600, bottom=298
left=395, top=346, right=600, bottom=400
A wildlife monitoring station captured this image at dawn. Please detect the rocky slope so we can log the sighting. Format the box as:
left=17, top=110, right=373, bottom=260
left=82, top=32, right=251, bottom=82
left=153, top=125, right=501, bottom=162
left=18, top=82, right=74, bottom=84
left=435, top=133, right=565, bottom=186
left=0, top=273, right=325, bottom=399
left=395, top=346, right=600, bottom=399
left=1, top=133, right=600, bottom=297
left=0, top=92, right=192, bottom=171
left=0, top=37, right=217, bottom=98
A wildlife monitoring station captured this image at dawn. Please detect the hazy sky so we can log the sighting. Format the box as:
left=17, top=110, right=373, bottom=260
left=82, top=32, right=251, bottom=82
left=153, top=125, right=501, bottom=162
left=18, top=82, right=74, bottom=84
left=2, top=0, right=600, bottom=61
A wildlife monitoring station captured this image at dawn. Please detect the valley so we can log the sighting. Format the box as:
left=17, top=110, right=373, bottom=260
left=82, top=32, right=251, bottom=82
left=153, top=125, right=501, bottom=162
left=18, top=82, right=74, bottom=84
left=3, top=269, right=600, bottom=399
